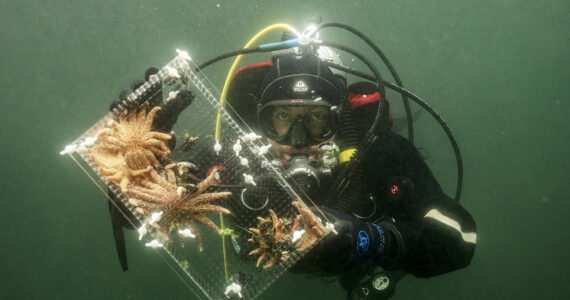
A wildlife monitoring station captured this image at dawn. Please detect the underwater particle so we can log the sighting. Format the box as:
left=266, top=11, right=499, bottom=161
left=330, top=106, right=338, bottom=111
left=145, top=240, right=163, bottom=248
left=176, top=48, right=192, bottom=61
left=233, top=139, right=242, bottom=156
left=59, top=144, right=77, bottom=155
left=216, top=3, right=221, bottom=8
left=243, top=173, right=256, bottom=186
left=257, top=144, right=272, bottom=156
left=314, top=97, right=322, bottom=102
left=540, top=196, right=549, bottom=203
left=214, top=140, right=222, bottom=155
left=179, top=228, right=196, bottom=238
left=138, top=224, right=147, bottom=240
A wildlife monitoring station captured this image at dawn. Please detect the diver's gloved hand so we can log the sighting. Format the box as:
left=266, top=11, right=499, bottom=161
left=108, top=67, right=194, bottom=150
left=109, top=67, right=163, bottom=112
left=308, top=207, right=389, bottom=273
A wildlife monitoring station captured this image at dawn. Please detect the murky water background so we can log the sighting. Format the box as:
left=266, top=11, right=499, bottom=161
left=1, top=0, right=568, bottom=299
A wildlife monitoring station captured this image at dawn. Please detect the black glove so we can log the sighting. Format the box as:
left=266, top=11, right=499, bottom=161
left=109, top=67, right=163, bottom=112
left=109, top=67, right=195, bottom=149
left=295, top=207, right=390, bottom=274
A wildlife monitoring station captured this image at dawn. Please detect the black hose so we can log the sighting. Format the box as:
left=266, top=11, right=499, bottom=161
left=316, top=22, right=414, bottom=144
left=317, top=41, right=390, bottom=135
left=316, top=41, right=394, bottom=211
left=196, top=47, right=263, bottom=71
left=323, top=62, right=463, bottom=201
left=335, top=83, right=359, bottom=152
left=194, top=38, right=462, bottom=201
left=330, top=86, right=363, bottom=213
left=385, top=82, right=463, bottom=201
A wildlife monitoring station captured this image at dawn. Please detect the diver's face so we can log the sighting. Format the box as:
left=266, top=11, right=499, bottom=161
left=270, top=106, right=331, bottom=139
left=261, top=104, right=335, bottom=167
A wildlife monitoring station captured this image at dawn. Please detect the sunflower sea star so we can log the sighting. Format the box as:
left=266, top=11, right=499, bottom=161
left=127, top=165, right=232, bottom=250
left=248, top=209, right=294, bottom=268
left=291, top=201, right=326, bottom=252
left=88, top=102, right=171, bottom=191
left=248, top=201, right=326, bottom=269
left=88, top=149, right=149, bottom=191
left=96, top=102, right=172, bottom=171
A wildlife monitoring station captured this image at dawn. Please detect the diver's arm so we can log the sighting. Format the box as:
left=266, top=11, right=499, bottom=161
left=365, top=131, right=477, bottom=277
left=388, top=197, right=476, bottom=277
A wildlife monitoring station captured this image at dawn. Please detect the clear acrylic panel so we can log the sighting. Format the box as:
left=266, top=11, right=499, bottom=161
left=61, top=51, right=332, bottom=300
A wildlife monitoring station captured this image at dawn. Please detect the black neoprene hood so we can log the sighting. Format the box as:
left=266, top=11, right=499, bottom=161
left=258, top=52, right=342, bottom=112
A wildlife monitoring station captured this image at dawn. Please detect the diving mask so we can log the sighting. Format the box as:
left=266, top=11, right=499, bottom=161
left=259, top=103, right=337, bottom=147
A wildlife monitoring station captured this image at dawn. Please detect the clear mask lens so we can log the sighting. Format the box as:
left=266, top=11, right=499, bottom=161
left=260, top=105, right=336, bottom=145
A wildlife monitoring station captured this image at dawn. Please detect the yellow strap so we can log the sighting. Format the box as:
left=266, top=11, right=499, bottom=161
left=338, top=148, right=357, bottom=163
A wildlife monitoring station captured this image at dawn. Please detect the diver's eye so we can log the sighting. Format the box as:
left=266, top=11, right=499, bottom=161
left=311, top=112, right=324, bottom=121
left=277, top=111, right=289, bottom=120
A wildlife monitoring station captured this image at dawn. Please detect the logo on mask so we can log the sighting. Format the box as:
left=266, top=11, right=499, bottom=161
left=293, top=81, right=308, bottom=92
left=356, top=230, right=370, bottom=256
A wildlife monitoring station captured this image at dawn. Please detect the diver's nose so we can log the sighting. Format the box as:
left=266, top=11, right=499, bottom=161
left=290, top=120, right=307, bottom=148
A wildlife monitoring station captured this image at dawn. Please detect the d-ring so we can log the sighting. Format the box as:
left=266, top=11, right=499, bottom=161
left=240, top=188, right=269, bottom=211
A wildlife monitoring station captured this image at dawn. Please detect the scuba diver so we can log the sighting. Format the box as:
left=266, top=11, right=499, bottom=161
left=223, top=49, right=476, bottom=299
left=105, top=19, right=476, bottom=300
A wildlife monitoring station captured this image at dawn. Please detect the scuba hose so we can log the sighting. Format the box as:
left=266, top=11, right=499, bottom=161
left=332, top=83, right=361, bottom=213
left=315, top=40, right=391, bottom=213
left=315, top=22, right=414, bottom=143
left=195, top=23, right=463, bottom=213
left=322, top=62, right=463, bottom=201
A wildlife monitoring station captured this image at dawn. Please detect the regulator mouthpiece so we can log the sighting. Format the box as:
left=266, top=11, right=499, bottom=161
left=284, top=154, right=321, bottom=195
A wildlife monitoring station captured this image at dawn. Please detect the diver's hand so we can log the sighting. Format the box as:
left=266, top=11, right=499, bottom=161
left=308, top=207, right=388, bottom=272
left=109, top=67, right=162, bottom=112
left=107, top=67, right=194, bottom=150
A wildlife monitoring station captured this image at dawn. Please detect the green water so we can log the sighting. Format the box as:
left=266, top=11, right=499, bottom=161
left=1, top=0, right=568, bottom=299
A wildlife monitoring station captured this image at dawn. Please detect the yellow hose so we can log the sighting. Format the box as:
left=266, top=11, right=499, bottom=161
left=214, top=23, right=298, bottom=141
left=217, top=23, right=297, bottom=283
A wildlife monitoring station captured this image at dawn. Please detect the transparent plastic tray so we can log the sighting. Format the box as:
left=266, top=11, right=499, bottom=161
left=61, top=51, right=331, bottom=300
